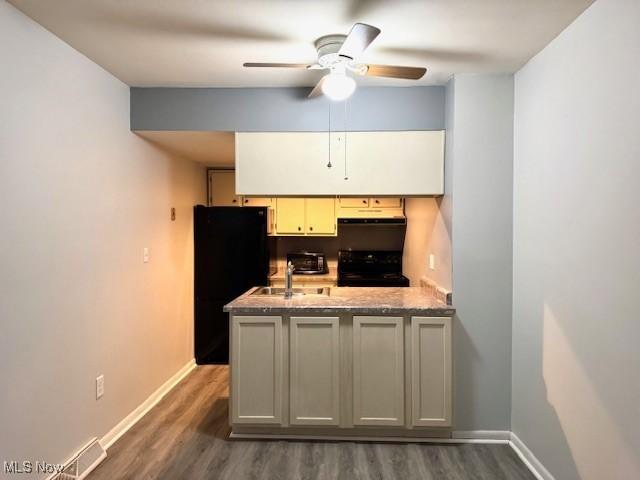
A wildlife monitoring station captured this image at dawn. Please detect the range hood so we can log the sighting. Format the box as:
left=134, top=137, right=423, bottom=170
left=338, top=217, right=406, bottom=225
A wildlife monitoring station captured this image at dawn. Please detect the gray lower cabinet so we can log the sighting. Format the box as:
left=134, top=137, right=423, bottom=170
left=352, top=316, right=405, bottom=426
left=231, top=315, right=283, bottom=424
left=289, top=316, right=340, bottom=425
left=410, top=316, right=452, bottom=427
left=230, top=313, right=453, bottom=434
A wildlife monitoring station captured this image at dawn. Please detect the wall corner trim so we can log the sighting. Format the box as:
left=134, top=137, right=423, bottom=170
left=509, top=432, right=555, bottom=480
left=100, top=359, right=196, bottom=450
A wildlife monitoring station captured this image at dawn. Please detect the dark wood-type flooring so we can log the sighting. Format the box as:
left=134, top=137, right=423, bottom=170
left=88, top=366, right=535, bottom=480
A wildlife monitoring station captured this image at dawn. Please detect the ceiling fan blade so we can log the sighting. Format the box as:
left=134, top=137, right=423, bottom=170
left=243, top=62, right=311, bottom=68
left=362, top=64, right=427, bottom=80
left=308, top=77, right=326, bottom=98
left=338, top=23, right=381, bottom=60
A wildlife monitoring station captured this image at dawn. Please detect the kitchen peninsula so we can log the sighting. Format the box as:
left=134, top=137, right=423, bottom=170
left=224, top=287, right=455, bottom=440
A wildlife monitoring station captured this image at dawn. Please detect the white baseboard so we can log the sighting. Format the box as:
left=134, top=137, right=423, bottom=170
left=100, top=359, right=196, bottom=450
left=230, top=432, right=509, bottom=444
left=509, top=432, right=555, bottom=480
left=231, top=430, right=510, bottom=445
left=452, top=430, right=511, bottom=441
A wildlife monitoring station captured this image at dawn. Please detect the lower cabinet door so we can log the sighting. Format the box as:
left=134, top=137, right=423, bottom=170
left=289, top=316, right=340, bottom=425
left=231, top=315, right=283, bottom=424
left=352, top=316, right=405, bottom=426
left=410, top=317, right=452, bottom=427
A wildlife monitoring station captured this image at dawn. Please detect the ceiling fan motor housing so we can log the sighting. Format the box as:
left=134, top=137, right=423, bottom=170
left=315, top=34, right=349, bottom=66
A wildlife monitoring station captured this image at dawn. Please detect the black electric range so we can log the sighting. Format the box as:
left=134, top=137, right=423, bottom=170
left=337, top=250, right=410, bottom=287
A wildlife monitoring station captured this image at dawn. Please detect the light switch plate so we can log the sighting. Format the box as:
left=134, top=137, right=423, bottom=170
left=96, top=375, right=104, bottom=399
left=143, top=247, right=149, bottom=263
left=429, top=253, right=435, bottom=270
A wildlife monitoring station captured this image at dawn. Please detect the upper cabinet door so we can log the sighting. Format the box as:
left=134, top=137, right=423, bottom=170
left=275, top=198, right=305, bottom=234
left=370, top=197, right=402, bottom=208
left=235, top=132, right=339, bottom=196
left=345, top=132, right=444, bottom=195
left=339, top=197, right=369, bottom=208
left=236, top=131, right=444, bottom=196
left=243, top=197, right=273, bottom=207
left=305, top=198, right=336, bottom=236
left=209, top=170, right=242, bottom=206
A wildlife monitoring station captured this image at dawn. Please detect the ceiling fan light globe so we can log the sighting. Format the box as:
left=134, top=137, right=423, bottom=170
left=321, top=73, right=356, bottom=101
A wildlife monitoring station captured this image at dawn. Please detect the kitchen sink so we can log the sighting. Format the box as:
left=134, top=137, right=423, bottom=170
left=251, top=287, right=330, bottom=297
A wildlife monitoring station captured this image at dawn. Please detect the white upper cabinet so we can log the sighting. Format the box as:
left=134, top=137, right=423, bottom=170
left=235, top=132, right=337, bottom=196
left=341, top=131, right=444, bottom=195
left=235, top=131, right=444, bottom=196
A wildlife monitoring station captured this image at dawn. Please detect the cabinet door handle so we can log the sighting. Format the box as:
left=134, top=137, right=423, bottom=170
left=232, top=199, right=237, bottom=203
left=298, top=226, right=302, bottom=231
left=362, top=200, right=367, bottom=204
left=375, top=199, right=380, bottom=204
left=309, top=226, right=313, bottom=231
left=244, top=199, right=249, bottom=203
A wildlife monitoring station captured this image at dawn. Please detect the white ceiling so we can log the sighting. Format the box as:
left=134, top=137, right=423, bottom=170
left=136, top=131, right=235, bottom=167
left=10, top=0, right=593, bottom=87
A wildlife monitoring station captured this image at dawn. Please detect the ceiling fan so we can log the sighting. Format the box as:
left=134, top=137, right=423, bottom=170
left=243, top=23, right=427, bottom=101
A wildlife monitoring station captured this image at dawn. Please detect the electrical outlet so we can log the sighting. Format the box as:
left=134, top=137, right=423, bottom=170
left=143, top=247, right=149, bottom=263
left=96, top=375, right=104, bottom=399
left=429, top=253, right=436, bottom=270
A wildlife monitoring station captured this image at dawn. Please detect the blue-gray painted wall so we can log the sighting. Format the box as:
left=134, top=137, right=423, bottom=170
left=130, top=86, right=445, bottom=131
left=448, top=75, right=514, bottom=431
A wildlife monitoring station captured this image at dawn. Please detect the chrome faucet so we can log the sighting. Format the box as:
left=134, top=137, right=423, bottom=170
left=284, top=261, right=295, bottom=298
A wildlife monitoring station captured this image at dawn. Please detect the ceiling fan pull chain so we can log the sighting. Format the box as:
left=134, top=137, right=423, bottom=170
left=344, top=99, right=349, bottom=180
left=327, top=101, right=332, bottom=168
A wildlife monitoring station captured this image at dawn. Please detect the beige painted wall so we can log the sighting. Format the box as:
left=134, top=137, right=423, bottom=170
left=0, top=2, right=205, bottom=477
left=403, top=198, right=452, bottom=290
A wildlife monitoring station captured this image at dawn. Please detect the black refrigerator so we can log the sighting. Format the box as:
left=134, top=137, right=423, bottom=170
left=194, top=205, right=275, bottom=364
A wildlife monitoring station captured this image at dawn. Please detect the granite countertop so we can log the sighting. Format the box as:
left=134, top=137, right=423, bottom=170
left=224, top=287, right=455, bottom=316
